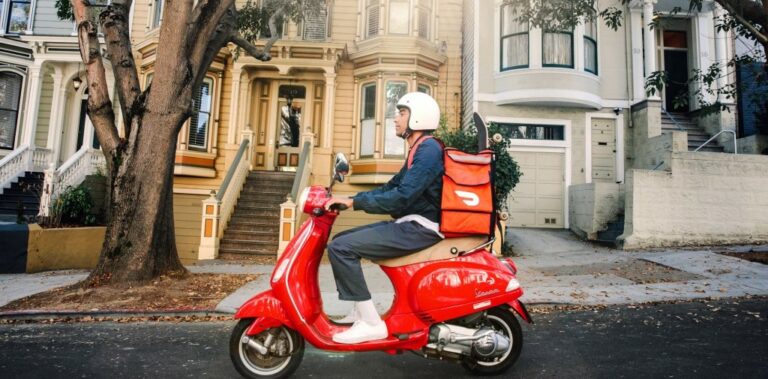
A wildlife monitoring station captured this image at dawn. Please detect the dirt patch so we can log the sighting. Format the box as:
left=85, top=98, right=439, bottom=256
left=0, top=273, right=257, bottom=313
left=536, top=260, right=704, bottom=284
left=719, top=252, right=768, bottom=265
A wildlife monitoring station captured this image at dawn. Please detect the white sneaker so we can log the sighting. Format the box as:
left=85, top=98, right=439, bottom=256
left=332, top=307, right=359, bottom=325
left=332, top=320, right=388, bottom=344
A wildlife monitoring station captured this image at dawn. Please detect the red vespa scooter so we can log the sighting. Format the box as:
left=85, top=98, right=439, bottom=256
left=229, top=154, right=532, bottom=379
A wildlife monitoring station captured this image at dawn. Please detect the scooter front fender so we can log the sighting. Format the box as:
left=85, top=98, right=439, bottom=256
left=507, top=300, right=534, bottom=324
left=234, top=290, right=294, bottom=335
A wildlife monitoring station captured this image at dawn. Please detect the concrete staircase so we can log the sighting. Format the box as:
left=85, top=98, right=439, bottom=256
left=219, top=171, right=296, bottom=258
left=0, top=172, right=44, bottom=222
left=661, top=112, right=724, bottom=152
left=596, top=214, right=625, bottom=247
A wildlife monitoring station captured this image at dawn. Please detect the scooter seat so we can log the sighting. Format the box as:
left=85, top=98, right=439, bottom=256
left=376, top=236, right=488, bottom=268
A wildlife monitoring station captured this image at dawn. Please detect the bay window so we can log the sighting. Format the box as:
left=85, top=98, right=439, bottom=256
left=584, top=16, right=598, bottom=74
left=188, top=78, right=213, bottom=151
left=365, top=0, right=379, bottom=38
left=358, top=80, right=431, bottom=160
left=384, top=81, right=407, bottom=157
left=151, top=0, right=163, bottom=29
left=543, top=29, right=573, bottom=68
left=417, top=0, right=431, bottom=39
left=388, top=0, right=409, bottom=35
left=500, top=3, right=528, bottom=70
left=359, top=83, right=376, bottom=157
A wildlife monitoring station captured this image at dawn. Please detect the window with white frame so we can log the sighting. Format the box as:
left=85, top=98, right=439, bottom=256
left=0, top=71, right=22, bottom=149
left=152, top=0, right=163, bottom=29
left=302, top=3, right=329, bottom=41
left=417, top=83, right=430, bottom=94
left=4, top=0, right=31, bottom=34
left=584, top=16, right=598, bottom=74
left=365, top=0, right=379, bottom=38
left=497, top=123, right=565, bottom=141
left=500, top=3, right=528, bottom=70
left=384, top=81, right=407, bottom=157
left=416, top=0, right=431, bottom=39
left=388, top=0, right=409, bottom=35
left=188, top=78, right=213, bottom=151
left=543, top=28, right=573, bottom=68
left=359, top=83, right=376, bottom=157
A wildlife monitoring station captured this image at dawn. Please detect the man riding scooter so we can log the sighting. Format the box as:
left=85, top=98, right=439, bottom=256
left=324, top=92, right=444, bottom=344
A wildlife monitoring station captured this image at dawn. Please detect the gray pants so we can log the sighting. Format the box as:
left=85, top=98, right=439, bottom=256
left=327, top=220, right=442, bottom=301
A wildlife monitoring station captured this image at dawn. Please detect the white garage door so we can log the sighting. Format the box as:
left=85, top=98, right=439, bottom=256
left=507, top=151, right=565, bottom=228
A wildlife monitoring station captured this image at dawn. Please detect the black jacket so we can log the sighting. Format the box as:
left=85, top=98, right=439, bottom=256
left=352, top=137, right=443, bottom=223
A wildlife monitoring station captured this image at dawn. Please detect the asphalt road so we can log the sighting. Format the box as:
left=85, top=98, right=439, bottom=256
left=1, top=298, right=766, bottom=379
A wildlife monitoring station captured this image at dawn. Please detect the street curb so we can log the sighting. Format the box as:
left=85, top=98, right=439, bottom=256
left=0, top=309, right=235, bottom=321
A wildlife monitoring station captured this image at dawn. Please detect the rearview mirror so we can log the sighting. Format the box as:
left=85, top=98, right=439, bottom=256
left=333, top=153, right=349, bottom=183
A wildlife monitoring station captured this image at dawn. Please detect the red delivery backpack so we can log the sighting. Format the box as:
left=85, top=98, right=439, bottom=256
left=408, top=137, right=496, bottom=238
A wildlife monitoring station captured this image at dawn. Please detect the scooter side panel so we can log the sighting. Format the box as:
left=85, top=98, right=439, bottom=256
left=409, top=258, right=523, bottom=322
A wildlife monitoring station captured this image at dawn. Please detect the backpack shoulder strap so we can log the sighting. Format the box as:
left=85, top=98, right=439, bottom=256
left=407, top=135, right=437, bottom=169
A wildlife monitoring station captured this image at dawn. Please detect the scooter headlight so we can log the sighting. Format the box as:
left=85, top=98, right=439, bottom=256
left=296, top=187, right=311, bottom=215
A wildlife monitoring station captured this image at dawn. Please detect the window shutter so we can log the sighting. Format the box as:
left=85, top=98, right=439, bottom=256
left=367, top=0, right=379, bottom=38
left=303, top=7, right=328, bottom=41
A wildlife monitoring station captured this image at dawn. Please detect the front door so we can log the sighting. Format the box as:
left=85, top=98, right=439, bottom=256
left=274, top=85, right=307, bottom=171
left=657, top=24, right=690, bottom=112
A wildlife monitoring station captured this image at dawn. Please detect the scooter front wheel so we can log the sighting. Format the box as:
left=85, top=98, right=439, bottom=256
left=230, top=319, right=305, bottom=379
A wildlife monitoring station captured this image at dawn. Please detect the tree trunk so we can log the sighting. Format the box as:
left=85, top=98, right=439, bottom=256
left=86, top=112, right=187, bottom=286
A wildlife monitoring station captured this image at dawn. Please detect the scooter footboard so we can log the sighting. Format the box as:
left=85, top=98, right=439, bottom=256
left=234, top=290, right=294, bottom=335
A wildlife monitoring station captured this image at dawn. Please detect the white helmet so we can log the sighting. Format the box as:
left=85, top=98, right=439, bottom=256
left=396, top=92, right=440, bottom=131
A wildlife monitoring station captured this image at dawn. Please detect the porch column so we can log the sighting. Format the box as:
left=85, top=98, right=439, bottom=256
left=227, top=67, right=244, bottom=145
left=642, top=0, right=660, bottom=100
left=322, top=72, right=337, bottom=149
left=713, top=4, right=731, bottom=104
left=21, top=64, right=44, bottom=147
left=46, top=66, right=67, bottom=165
left=630, top=6, right=646, bottom=101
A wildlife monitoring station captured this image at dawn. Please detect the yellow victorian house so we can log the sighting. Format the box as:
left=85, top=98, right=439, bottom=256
left=129, top=0, right=463, bottom=263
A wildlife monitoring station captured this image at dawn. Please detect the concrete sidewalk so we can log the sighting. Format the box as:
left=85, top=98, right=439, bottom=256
left=2, top=228, right=767, bottom=316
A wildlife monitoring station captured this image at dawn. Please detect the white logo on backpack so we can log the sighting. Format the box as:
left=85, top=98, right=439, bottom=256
left=455, top=190, right=480, bottom=207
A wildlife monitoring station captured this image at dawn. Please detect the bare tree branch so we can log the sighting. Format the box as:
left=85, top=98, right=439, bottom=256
left=101, top=0, right=141, bottom=139
left=230, top=32, right=274, bottom=61
left=71, top=0, right=120, bottom=156
left=187, top=0, right=236, bottom=87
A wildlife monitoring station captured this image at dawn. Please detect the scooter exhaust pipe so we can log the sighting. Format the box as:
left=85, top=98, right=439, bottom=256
left=241, top=336, right=268, bottom=355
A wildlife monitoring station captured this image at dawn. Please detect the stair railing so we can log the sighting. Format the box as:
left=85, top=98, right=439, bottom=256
left=38, top=147, right=106, bottom=217
left=694, top=130, right=737, bottom=154
left=661, top=107, right=685, bottom=131
left=278, top=132, right=314, bottom=256
left=199, top=127, right=253, bottom=260
left=0, top=145, right=52, bottom=194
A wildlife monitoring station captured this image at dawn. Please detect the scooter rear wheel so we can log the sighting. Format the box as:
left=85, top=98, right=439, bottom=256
left=461, top=307, right=523, bottom=376
left=230, top=319, right=305, bottom=379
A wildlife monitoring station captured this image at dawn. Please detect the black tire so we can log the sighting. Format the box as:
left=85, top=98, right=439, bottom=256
left=461, top=307, right=523, bottom=376
left=229, top=319, right=305, bottom=379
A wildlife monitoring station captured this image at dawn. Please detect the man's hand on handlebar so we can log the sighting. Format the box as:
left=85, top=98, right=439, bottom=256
left=325, top=197, right=353, bottom=212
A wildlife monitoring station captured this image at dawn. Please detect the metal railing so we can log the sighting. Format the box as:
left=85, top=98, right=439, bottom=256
left=661, top=107, right=685, bottom=131
left=694, top=130, right=737, bottom=154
